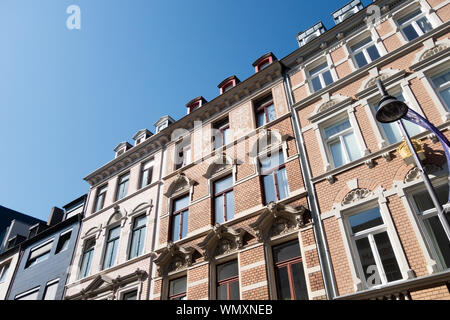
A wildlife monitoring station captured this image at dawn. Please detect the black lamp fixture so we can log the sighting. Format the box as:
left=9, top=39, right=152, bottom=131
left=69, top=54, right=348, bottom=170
left=375, top=79, right=409, bottom=123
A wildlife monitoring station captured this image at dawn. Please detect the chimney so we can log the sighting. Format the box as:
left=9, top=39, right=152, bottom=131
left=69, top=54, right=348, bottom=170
left=332, top=0, right=363, bottom=25
left=48, top=207, right=65, bottom=226
left=297, top=22, right=327, bottom=47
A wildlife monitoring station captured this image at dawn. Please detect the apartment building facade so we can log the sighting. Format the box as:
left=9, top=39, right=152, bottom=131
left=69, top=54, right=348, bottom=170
left=64, top=122, right=171, bottom=300
left=283, top=0, right=450, bottom=299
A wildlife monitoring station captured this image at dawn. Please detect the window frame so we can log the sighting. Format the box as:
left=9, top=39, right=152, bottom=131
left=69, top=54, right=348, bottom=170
left=430, top=68, right=450, bottom=112
left=212, top=118, right=231, bottom=150
left=254, top=94, right=276, bottom=127
left=0, top=261, right=10, bottom=283
left=102, top=225, right=121, bottom=270
left=216, top=259, right=240, bottom=300
left=349, top=36, right=381, bottom=68
left=55, top=229, right=72, bottom=254
left=25, top=239, right=54, bottom=268
left=116, top=173, right=130, bottom=201
left=79, top=238, right=95, bottom=279
left=259, top=150, right=289, bottom=204
left=213, top=174, right=235, bottom=224
left=307, top=60, right=334, bottom=93
left=140, top=159, right=154, bottom=189
left=168, top=276, right=187, bottom=300
left=128, top=214, right=147, bottom=260
left=175, top=140, right=192, bottom=170
left=94, top=184, right=108, bottom=213
left=42, top=278, right=59, bottom=300
left=396, top=8, right=433, bottom=42
left=170, top=194, right=190, bottom=242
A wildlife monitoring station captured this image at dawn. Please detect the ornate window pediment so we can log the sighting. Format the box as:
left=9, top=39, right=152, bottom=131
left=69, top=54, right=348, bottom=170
left=309, top=94, right=352, bottom=122
left=249, top=202, right=309, bottom=242
left=404, top=164, right=442, bottom=183
left=153, top=242, right=195, bottom=276
left=198, top=224, right=248, bottom=260
left=203, top=154, right=238, bottom=179
left=341, top=188, right=373, bottom=205
left=249, top=129, right=290, bottom=157
left=164, top=173, right=196, bottom=198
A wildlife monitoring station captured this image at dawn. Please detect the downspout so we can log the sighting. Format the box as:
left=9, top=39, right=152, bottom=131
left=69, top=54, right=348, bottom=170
left=282, top=70, right=338, bottom=299
left=146, top=144, right=166, bottom=300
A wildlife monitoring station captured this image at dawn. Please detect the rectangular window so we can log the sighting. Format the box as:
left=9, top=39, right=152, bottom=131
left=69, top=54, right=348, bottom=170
left=94, top=185, right=107, bottom=212
left=255, top=94, right=276, bottom=127
left=273, top=240, right=308, bottom=300
left=43, top=280, right=59, bottom=300
left=55, top=231, right=72, bottom=254
left=0, top=262, right=10, bottom=283
left=216, top=260, right=239, bottom=300
left=411, top=184, right=450, bottom=269
left=171, top=195, right=189, bottom=242
left=129, top=215, right=146, bottom=259
left=169, top=277, right=187, bottom=300
left=213, top=118, right=231, bottom=150
left=140, top=159, right=154, bottom=189
left=309, top=62, right=334, bottom=92
left=348, top=207, right=402, bottom=287
left=431, top=69, right=450, bottom=111
left=397, top=9, right=433, bottom=41
left=80, top=238, right=95, bottom=279
left=214, top=175, right=235, bottom=224
left=122, top=290, right=138, bottom=300
left=374, top=92, right=422, bottom=144
left=324, top=118, right=361, bottom=168
left=175, top=141, right=192, bottom=170
left=116, top=173, right=130, bottom=201
left=15, top=287, right=40, bottom=300
left=26, top=241, right=53, bottom=268
left=260, top=151, right=289, bottom=204
left=350, top=37, right=381, bottom=68
left=103, top=226, right=121, bottom=269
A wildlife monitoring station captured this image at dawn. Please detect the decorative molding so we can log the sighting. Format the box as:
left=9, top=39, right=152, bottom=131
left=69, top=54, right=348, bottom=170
left=404, top=164, right=442, bottom=183
left=198, top=224, right=248, bottom=260
left=342, top=188, right=373, bottom=206
left=153, top=242, right=196, bottom=276
left=164, top=173, right=197, bottom=198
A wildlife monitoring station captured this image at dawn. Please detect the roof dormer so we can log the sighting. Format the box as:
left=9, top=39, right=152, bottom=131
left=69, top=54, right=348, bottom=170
left=252, top=52, right=277, bottom=73
left=218, top=75, right=240, bottom=94
left=332, top=0, right=363, bottom=25
left=297, top=22, right=327, bottom=47
left=154, top=115, right=175, bottom=133
left=133, top=129, right=153, bottom=146
left=114, top=141, right=132, bottom=158
left=186, top=96, right=207, bottom=114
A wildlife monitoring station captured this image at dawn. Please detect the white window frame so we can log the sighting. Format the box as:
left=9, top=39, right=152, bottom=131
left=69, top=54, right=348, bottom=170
left=396, top=7, right=433, bottom=41
left=349, top=35, right=381, bottom=69
left=42, top=278, right=60, bottom=300
left=78, top=237, right=96, bottom=279
left=101, top=223, right=122, bottom=270
left=307, top=60, right=335, bottom=93
left=0, top=261, right=10, bottom=283
left=127, top=213, right=147, bottom=260
left=430, top=68, right=450, bottom=112
left=15, top=286, right=40, bottom=300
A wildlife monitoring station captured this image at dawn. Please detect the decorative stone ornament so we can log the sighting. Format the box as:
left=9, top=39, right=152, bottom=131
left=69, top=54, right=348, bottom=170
left=153, top=242, right=195, bottom=276
left=198, top=224, right=247, bottom=261
left=342, top=188, right=373, bottom=205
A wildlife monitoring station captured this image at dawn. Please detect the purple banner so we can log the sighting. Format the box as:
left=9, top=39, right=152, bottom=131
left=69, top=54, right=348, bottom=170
left=402, top=108, right=450, bottom=202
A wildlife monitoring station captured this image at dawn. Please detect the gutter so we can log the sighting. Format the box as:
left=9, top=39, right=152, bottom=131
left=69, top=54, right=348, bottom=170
left=282, top=70, right=338, bottom=299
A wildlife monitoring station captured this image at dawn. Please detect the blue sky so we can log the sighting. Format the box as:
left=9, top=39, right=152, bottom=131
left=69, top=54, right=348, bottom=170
left=0, top=0, right=371, bottom=221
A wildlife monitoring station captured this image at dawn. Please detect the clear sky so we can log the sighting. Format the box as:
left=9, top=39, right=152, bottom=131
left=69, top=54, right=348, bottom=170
left=0, top=0, right=372, bottom=221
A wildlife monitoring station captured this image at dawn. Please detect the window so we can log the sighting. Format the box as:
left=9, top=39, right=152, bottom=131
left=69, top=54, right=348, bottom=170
left=129, top=215, right=146, bottom=259
left=122, top=290, right=138, bottom=300
left=94, top=185, right=107, bottom=212
left=374, top=92, right=422, bottom=145
left=175, top=141, right=191, bottom=170
left=255, top=94, right=276, bottom=127
left=140, top=159, right=154, bottom=189
left=213, top=118, right=231, bottom=150
left=116, top=173, right=130, bottom=201
left=103, top=226, right=121, bottom=269
left=411, top=184, right=450, bottom=269
left=80, top=238, right=95, bottom=279
left=171, top=195, right=189, bottom=242
left=309, top=62, right=334, bottom=92
left=214, top=175, right=235, bottom=224
left=323, top=118, right=361, bottom=168
left=397, top=9, right=433, bottom=41
left=43, top=280, right=59, bottom=300
left=258, top=59, right=271, bottom=71
left=347, top=207, right=403, bottom=287
left=431, top=69, right=450, bottom=111
left=26, top=241, right=53, bottom=268
left=216, top=260, right=239, bottom=300
left=55, top=231, right=72, bottom=254
left=260, top=151, right=289, bottom=204
left=350, top=37, right=381, bottom=68
left=222, top=82, right=234, bottom=93
left=169, top=277, right=187, bottom=300
left=15, top=287, right=40, bottom=300
left=273, top=240, right=308, bottom=300
left=0, top=262, right=10, bottom=283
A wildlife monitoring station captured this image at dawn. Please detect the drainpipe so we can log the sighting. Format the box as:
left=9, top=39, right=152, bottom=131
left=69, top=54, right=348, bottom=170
left=282, top=70, right=338, bottom=300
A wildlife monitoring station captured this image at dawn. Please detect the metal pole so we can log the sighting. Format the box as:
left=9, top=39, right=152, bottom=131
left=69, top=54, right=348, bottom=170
left=397, top=120, right=450, bottom=242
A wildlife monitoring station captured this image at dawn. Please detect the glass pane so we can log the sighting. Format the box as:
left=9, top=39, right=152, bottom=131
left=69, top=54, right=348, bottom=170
left=229, top=281, right=240, bottom=300
left=311, top=76, right=322, bottom=92
left=291, top=262, right=308, bottom=300
left=217, top=284, right=227, bottom=300
left=403, top=24, right=419, bottom=41
left=439, top=87, right=450, bottom=110
left=181, top=211, right=189, bottom=239
left=263, top=174, right=277, bottom=204
left=322, top=70, right=333, bottom=86
left=374, top=232, right=403, bottom=282
left=276, top=168, right=289, bottom=200
left=413, top=184, right=448, bottom=212
left=174, top=195, right=189, bottom=212
left=432, top=70, right=450, bottom=87
left=169, top=277, right=187, bottom=296
left=267, top=104, right=277, bottom=122
left=403, top=118, right=422, bottom=137
left=134, top=215, right=146, bottom=229
left=223, top=128, right=231, bottom=145
left=343, top=132, right=361, bottom=161
left=215, top=175, right=233, bottom=193
left=273, top=240, right=300, bottom=263
left=260, top=152, right=284, bottom=173
left=217, top=260, right=238, bottom=281
left=140, top=170, right=149, bottom=188
left=398, top=9, right=421, bottom=25
left=109, top=226, right=120, bottom=240
left=330, top=140, right=345, bottom=168
left=257, top=110, right=266, bottom=127
left=350, top=37, right=372, bottom=52
left=123, top=291, right=137, bottom=300
left=424, top=215, right=450, bottom=269
left=81, top=249, right=93, bottom=278
left=355, top=237, right=378, bottom=285
left=354, top=51, right=368, bottom=68
left=43, top=282, right=59, bottom=300
left=309, top=62, right=327, bottom=76
left=215, top=195, right=225, bottom=224
left=381, top=122, right=402, bottom=144
left=275, top=266, right=291, bottom=300
left=226, top=191, right=235, bottom=221
left=324, top=119, right=351, bottom=139
left=367, top=45, right=380, bottom=62
left=172, top=214, right=180, bottom=241
left=417, top=17, right=433, bottom=33
left=349, top=207, right=383, bottom=234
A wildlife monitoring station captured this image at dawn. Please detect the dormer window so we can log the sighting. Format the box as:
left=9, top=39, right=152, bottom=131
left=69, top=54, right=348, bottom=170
left=252, top=52, right=277, bottom=73
left=297, top=22, right=326, bottom=47
left=133, top=129, right=152, bottom=146
left=218, top=75, right=240, bottom=95
left=154, top=115, right=175, bottom=133
left=186, top=96, right=207, bottom=114
left=332, top=0, right=363, bottom=25
left=114, top=142, right=132, bottom=158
